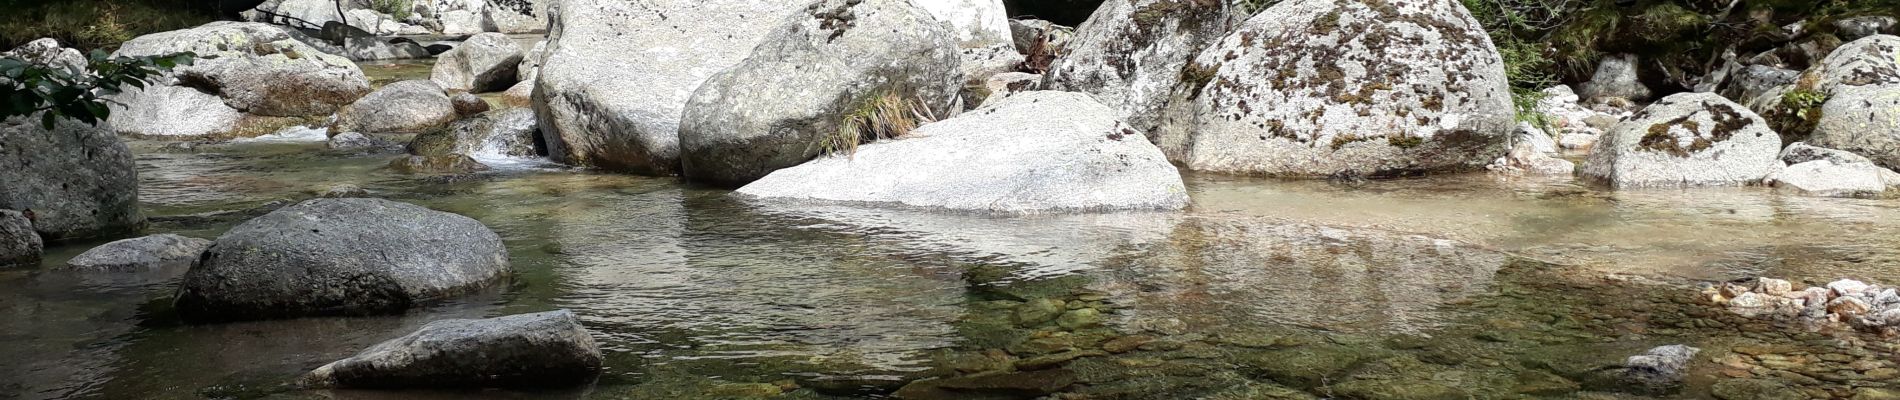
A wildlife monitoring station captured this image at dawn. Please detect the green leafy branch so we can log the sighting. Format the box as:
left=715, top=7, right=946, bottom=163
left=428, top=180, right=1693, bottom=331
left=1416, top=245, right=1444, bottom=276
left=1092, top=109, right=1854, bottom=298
left=0, top=49, right=194, bottom=129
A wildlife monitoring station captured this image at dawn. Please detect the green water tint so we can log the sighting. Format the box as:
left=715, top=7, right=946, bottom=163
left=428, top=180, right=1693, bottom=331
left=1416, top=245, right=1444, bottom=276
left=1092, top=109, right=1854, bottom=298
left=4, top=137, right=1900, bottom=399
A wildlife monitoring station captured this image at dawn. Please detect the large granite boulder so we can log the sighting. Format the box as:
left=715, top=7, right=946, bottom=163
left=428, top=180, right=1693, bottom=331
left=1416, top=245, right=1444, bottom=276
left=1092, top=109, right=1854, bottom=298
left=1807, top=85, right=1900, bottom=169
left=331, top=80, right=458, bottom=134
left=737, top=91, right=1189, bottom=213
left=533, top=0, right=802, bottom=174
left=0, top=210, right=40, bottom=268
left=517, top=40, right=547, bottom=83
left=1160, top=0, right=1514, bottom=177
left=482, top=0, right=552, bottom=33
left=113, top=22, right=371, bottom=117
left=1766, top=143, right=1900, bottom=198
left=410, top=108, right=541, bottom=158
left=917, top=0, right=1012, bottom=50
left=303, top=310, right=601, bottom=388
left=1580, top=93, right=1782, bottom=188
left=174, top=198, right=509, bottom=322
left=1042, top=0, right=1249, bottom=141
left=66, top=234, right=213, bottom=272
left=678, top=0, right=963, bottom=186
left=1812, top=35, right=1900, bottom=92
left=432, top=32, right=523, bottom=92
left=106, top=84, right=252, bottom=139
left=0, top=116, right=144, bottom=241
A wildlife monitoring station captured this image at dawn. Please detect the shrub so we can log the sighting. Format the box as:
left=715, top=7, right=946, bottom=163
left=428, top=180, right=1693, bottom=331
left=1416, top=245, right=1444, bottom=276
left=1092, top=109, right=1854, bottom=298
left=1, top=50, right=195, bottom=129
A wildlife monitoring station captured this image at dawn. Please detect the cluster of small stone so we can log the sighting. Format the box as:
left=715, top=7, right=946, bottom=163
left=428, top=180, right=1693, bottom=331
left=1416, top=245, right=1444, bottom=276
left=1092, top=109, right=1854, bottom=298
left=1704, top=277, right=1900, bottom=335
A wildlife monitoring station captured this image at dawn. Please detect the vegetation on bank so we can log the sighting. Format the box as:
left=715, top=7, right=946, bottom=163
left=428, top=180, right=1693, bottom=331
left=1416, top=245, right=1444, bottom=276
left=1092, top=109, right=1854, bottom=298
left=1, top=50, right=195, bottom=128
left=0, top=0, right=224, bottom=51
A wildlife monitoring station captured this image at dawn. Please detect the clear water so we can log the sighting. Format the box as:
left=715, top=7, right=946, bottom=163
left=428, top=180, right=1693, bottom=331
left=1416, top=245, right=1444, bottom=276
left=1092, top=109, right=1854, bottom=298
left=5, top=137, right=1899, bottom=399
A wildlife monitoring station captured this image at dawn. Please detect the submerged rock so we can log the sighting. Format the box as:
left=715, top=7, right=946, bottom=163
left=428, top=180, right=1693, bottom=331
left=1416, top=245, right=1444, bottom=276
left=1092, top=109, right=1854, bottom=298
left=0, top=210, right=41, bottom=268
left=303, top=310, right=601, bottom=388
left=1163, top=0, right=1515, bottom=177
left=389, top=154, right=492, bottom=174
left=534, top=0, right=801, bottom=174
left=678, top=0, right=962, bottom=185
left=892, top=368, right=1075, bottom=400
left=1807, top=84, right=1900, bottom=169
left=66, top=234, right=212, bottom=272
left=175, top=198, right=509, bottom=322
left=737, top=91, right=1188, bottom=213
left=331, top=80, right=457, bottom=134
left=432, top=32, right=523, bottom=93
left=1580, top=93, right=1781, bottom=188
left=1042, top=0, right=1247, bottom=142
left=0, top=116, right=144, bottom=241
left=1621, top=345, right=1699, bottom=393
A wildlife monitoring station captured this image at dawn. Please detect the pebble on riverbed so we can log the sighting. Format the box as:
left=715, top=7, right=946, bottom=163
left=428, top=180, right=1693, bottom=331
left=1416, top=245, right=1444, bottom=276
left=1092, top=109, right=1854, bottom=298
left=1704, top=277, right=1900, bottom=335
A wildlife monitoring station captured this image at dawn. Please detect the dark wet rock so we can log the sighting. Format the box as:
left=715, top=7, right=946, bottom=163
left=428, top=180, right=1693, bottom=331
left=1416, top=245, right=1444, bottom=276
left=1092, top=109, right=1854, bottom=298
left=175, top=198, right=509, bottom=322
left=326, top=132, right=402, bottom=152
left=66, top=234, right=211, bottom=272
left=1621, top=344, right=1700, bottom=393
left=891, top=368, right=1075, bottom=400
left=112, top=22, right=370, bottom=118
left=0, top=210, right=41, bottom=268
left=1579, top=53, right=1652, bottom=103
left=1330, top=378, right=1468, bottom=400
left=676, top=0, right=962, bottom=185
left=425, top=43, right=453, bottom=55
left=1580, top=93, right=1781, bottom=188
left=388, top=154, right=491, bottom=175
left=303, top=310, right=601, bottom=388
left=534, top=0, right=801, bottom=174
left=331, top=80, right=457, bottom=134
left=450, top=92, right=491, bottom=117
left=736, top=91, right=1189, bottom=212
left=1161, top=0, right=1514, bottom=176
left=0, top=116, right=144, bottom=241
left=1014, top=350, right=1105, bottom=371
left=432, top=33, right=522, bottom=93
left=1014, top=298, right=1065, bottom=327
left=1055, top=308, right=1104, bottom=329
left=1808, top=84, right=1900, bottom=170
left=1723, top=65, right=1799, bottom=106
left=1042, top=0, right=1247, bottom=139
left=1243, top=345, right=1374, bottom=388
left=1710, top=378, right=1806, bottom=400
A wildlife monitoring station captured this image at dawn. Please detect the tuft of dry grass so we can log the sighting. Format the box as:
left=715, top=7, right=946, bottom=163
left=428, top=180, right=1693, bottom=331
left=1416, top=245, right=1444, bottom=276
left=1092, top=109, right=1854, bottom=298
left=823, top=91, right=937, bottom=156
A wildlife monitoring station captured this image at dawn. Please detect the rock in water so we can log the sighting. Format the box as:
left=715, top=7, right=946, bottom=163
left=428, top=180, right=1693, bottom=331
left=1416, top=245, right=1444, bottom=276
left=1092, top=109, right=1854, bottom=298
left=175, top=198, right=509, bottom=322
left=432, top=32, right=523, bottom=93
left=331, top=80, right=458, bottom=134
left=1623, top=345, right=1699, bottom=393
left=1766, top=142, right=1900, bottom=197
left=303, top=310, right=602, bottom=388
left=0, top=210, right=41, bottom=268
left=1808, top=85, right=1900, bottom=169
left=411, top=108, right=542, bottom=158
left=0, top=116, right=144, bottom=241
left=533, top=0, right=801, bottom=174
left=1579, top=53, right=1652, bottom=103
left=737, top=91, right=1188, bottom=213
left=112, top=22, right=371, bottom=118
left=388, top=154, right=492, bottom=174
left=1042, top=0, right=1248, bottom=143
left=451, top=92, right=492, bottom=117
left=1162, top=0, right=1514, bottom=177
left=678, top=0, right=962, bottom=185
left=66, top=234, right=212, bottom=272
left=1580, top=93, right=1781, bottom=188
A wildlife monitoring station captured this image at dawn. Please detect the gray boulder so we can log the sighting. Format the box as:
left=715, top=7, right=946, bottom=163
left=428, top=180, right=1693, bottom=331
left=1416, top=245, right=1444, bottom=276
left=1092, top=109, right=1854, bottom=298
left=451, top=92, right=492, bottom=117
left=332, top=80, right=458, bottom=134
left=1579, top=53, right=1652, bottom=102
left=0, top=210, right=40, bottom=268
left=501, top=80, right=533, bottom=107
left=534, top=0, right=801, bottom=174
left=1813, top=35, right=1900, bottom=92
left=1781, top=142, right=1875, bottom=165
left=327, top=132, right=403, bottom=152
left=678, top=0, right=963, bottom=185
left=1836, top=16, right=1898, bottom=41
left=388, top=154, right=492, bottom=174
left=342, top=36, right=432, bottom=61
left=106, top=84, right=251, bottom=139
left=737, top=91, right=1189, bottom=213
left=1580, top=93, right=1782, bottom=188
left=432, top=32, right=523, bottom=93
left=3, top=38, right=86, bottom=71
left=917, top=0, right=1013, bottom=50
left=66, top=234, right=213, bottom=272
left=112, top=22, right=371, bottom=118
left=1162, top=0, right=1514, bottom=177
left=517, top=40, right=547, bottom=83
left=174, top=198, right=509, bottom=322
left=0, top=116, right=144, bottom=241
left=482, top=0, right=552, bottom=33
left=303, top=310, right=601, bottom=388
left=1622, top=345, right=1699, bottom=393
left=1767, top=159, right=1900, bottom=198
left=980, top=72, right=1043, bottom=107
left=1722, top=65, right=1798, bottom=106
left=1808, top=84, right=1900, bottom=169
left=1042, top=0, right=1248, bottom=140
left=1009, top=19, right=1074, bottom=55
left=411, top=108, right=541, bottom=158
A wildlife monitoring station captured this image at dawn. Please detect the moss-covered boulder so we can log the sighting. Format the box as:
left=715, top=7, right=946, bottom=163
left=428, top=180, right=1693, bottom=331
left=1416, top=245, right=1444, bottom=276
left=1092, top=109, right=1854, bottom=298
left=1581, top=93, right=1781, bottom=188
left=1042, top=0, right=1249, bottom=145
left=1808, top=84, right=1900, bottom=170
left=1160, top=0, right=1514, bottom=177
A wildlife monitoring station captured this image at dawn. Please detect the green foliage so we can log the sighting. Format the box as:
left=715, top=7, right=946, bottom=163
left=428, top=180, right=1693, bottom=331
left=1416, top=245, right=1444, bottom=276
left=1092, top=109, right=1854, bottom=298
left=370, top=0, right=415, bottom=21
left=1780, top=89, right=1827, bottom=111
left=0, top=0, right=215, bottom=51
left=1463, top=0, right=1573, bottom=128
left=0, top=51, right=194, bottom=129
